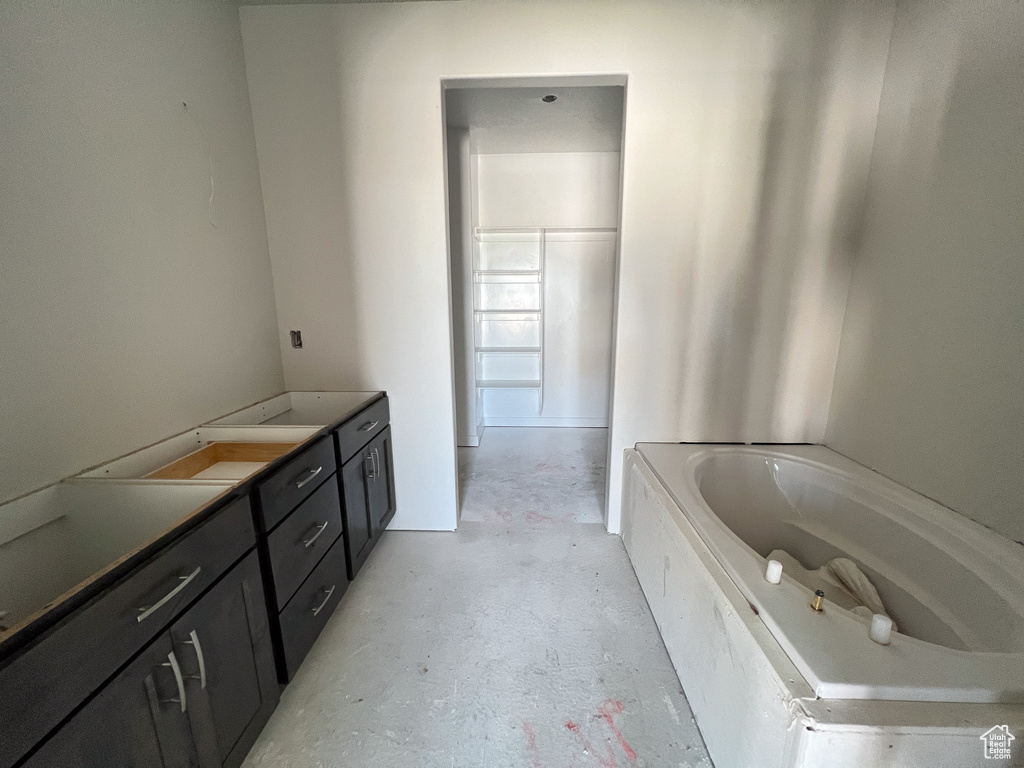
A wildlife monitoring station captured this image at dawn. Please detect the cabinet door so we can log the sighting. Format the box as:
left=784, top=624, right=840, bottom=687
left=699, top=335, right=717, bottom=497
left=341, top=450, right=374, bottom=580
left=21, top=634, right=197, bottom=768
left=0, top=496, right=254, bottom=768
left=171, top=551, right=278, bottom=768
left=368, top=427, right=396, bottom=535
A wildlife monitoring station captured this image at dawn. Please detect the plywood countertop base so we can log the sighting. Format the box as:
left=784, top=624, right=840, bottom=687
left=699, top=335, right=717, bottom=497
left=145, top=443, right=299, bottom=481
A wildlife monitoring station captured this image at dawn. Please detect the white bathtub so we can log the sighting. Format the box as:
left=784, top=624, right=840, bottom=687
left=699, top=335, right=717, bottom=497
left=637, top=442, right=1024, bottom=703
left=622, top=444, right=1024, bottom=768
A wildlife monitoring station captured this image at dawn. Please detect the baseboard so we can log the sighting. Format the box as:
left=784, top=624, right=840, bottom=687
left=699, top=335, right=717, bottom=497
left=457, top=434, right=481, bottom=447
left=481, top=417, right=607, bottom=428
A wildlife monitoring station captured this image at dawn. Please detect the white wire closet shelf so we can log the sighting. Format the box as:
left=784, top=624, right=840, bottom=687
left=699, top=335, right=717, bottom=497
left=474, top=226, right=617, bottom=234
left=477, top=348, right=542, bottom=382
left=471, top=226, right=618, bottom=420
left=476, top=379, right=542, bottom=389
left=472, top=229, right=544, bottom=416
left=474, top=282, right=541, bottom=312
left=474, top=270, right=541, bottom=282
left=474, top=230, right=542, bottom=272
left=475, top=346, right=541, bottom=354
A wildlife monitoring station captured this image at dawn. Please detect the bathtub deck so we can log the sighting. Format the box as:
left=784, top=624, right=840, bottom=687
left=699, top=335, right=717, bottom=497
left=622, top=448, right=1024, bottom=768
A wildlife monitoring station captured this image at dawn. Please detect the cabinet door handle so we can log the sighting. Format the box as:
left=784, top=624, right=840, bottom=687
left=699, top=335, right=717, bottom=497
left=137, top=567, right=201, bottom=623
left=358, top=420, right=379, bottom=432
left=370, top=449, right=379, bottom=480
left=294, top=465, right=323, bottom=489
left=182, top=629, right=207, bottom=689
left=303, top=520, right=330, bottom=548
left=161, top=651, right=187, bottom=713
left=365, top=452, right=376, bottom=479
left=311, top=585, right=336, bottom=616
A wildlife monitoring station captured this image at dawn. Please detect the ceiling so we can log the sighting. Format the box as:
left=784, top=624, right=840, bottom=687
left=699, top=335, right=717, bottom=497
left=445, top=86, right=624, bottom=154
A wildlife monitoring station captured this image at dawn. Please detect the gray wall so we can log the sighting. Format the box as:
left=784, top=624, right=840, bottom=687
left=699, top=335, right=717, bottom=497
left=827, top=0, right=1024, bottom=543
left=0, top=0, right=284, bottom=501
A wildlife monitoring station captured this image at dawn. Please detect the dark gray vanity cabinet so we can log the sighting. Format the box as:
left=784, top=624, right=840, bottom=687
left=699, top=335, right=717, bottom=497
left=0, top=495, right=274, bottom=768
left=276, top=539, right=346, bottom=681
left=171, top=551, right=278, bottom=768
left=335, top=398, right=395, bottom=580
left=2, top=392, right=395, bottom=766
left=20, top=633, right=195, bottom=768
left=20, top=550, right=277, bottom=768
left=340, top=449, right=374, bottom=578
left=253, top=435, right=348, bottom=683
left=367, top=427, right=396, bottom=534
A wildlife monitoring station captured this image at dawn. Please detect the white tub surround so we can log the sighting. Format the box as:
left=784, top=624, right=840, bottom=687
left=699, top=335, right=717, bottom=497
left=622, top=447, right=1024, bottom=768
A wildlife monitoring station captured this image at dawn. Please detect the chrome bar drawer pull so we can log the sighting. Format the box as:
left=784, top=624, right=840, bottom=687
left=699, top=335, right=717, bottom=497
left=137, top=567, right=201, bottom=623
left=358, top=420, right=379, bottom=432
left=372, top=449, right=381, bottom=479
left=303, top=520, right=330, bottom=548
left=161, top=651, right=187, bottom=713
left=294, top=465, right=323, bottom=489
left=182, top=630, right=207, bottom=689
left=311, top=585, right=336, bottom=616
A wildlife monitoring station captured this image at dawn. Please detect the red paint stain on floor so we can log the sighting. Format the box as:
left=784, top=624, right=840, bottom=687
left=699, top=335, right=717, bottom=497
left=566, top=720, right=619, bottom=768
left=522, top=721, right=544, bottom=768
left=598, top=700, right=638, bottom=762
left=535, top=462, right=567, bottom=473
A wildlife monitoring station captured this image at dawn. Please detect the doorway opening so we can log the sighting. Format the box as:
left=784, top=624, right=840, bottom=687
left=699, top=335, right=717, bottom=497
left=442, top=77, right=626, bottom=527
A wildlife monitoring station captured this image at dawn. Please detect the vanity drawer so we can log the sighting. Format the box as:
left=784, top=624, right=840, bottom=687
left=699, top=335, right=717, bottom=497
left=278, top=539, right=347, bottom=681
left=334, top=396, right=389, bottom=464
left=266, top=475, right=342, bottom=610
left=0, top=495, right=254, bottom=768
left=257, top=435, right=336, bottom=531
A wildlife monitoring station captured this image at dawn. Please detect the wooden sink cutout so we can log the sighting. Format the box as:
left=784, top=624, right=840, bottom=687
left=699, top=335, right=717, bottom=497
left=145, top=442, right=299, bottom=481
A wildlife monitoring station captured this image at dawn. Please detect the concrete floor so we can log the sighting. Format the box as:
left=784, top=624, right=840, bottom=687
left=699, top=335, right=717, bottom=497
left=243, top=428, right=712, bottom=768
left=459, top=427, right=607, bottom=524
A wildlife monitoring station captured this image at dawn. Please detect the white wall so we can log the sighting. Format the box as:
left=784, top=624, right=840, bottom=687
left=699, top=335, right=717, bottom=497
left=0, top=0, right=283, bottom=502
left=477, top=152, right=621, bottom=228
left=540, top=232, right=617, bottom=424
left=827, top=0, right=1024, bottom=544
left=447, top=129, right=479, bottom=448
left=240, top=1, right=894, bottom=532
